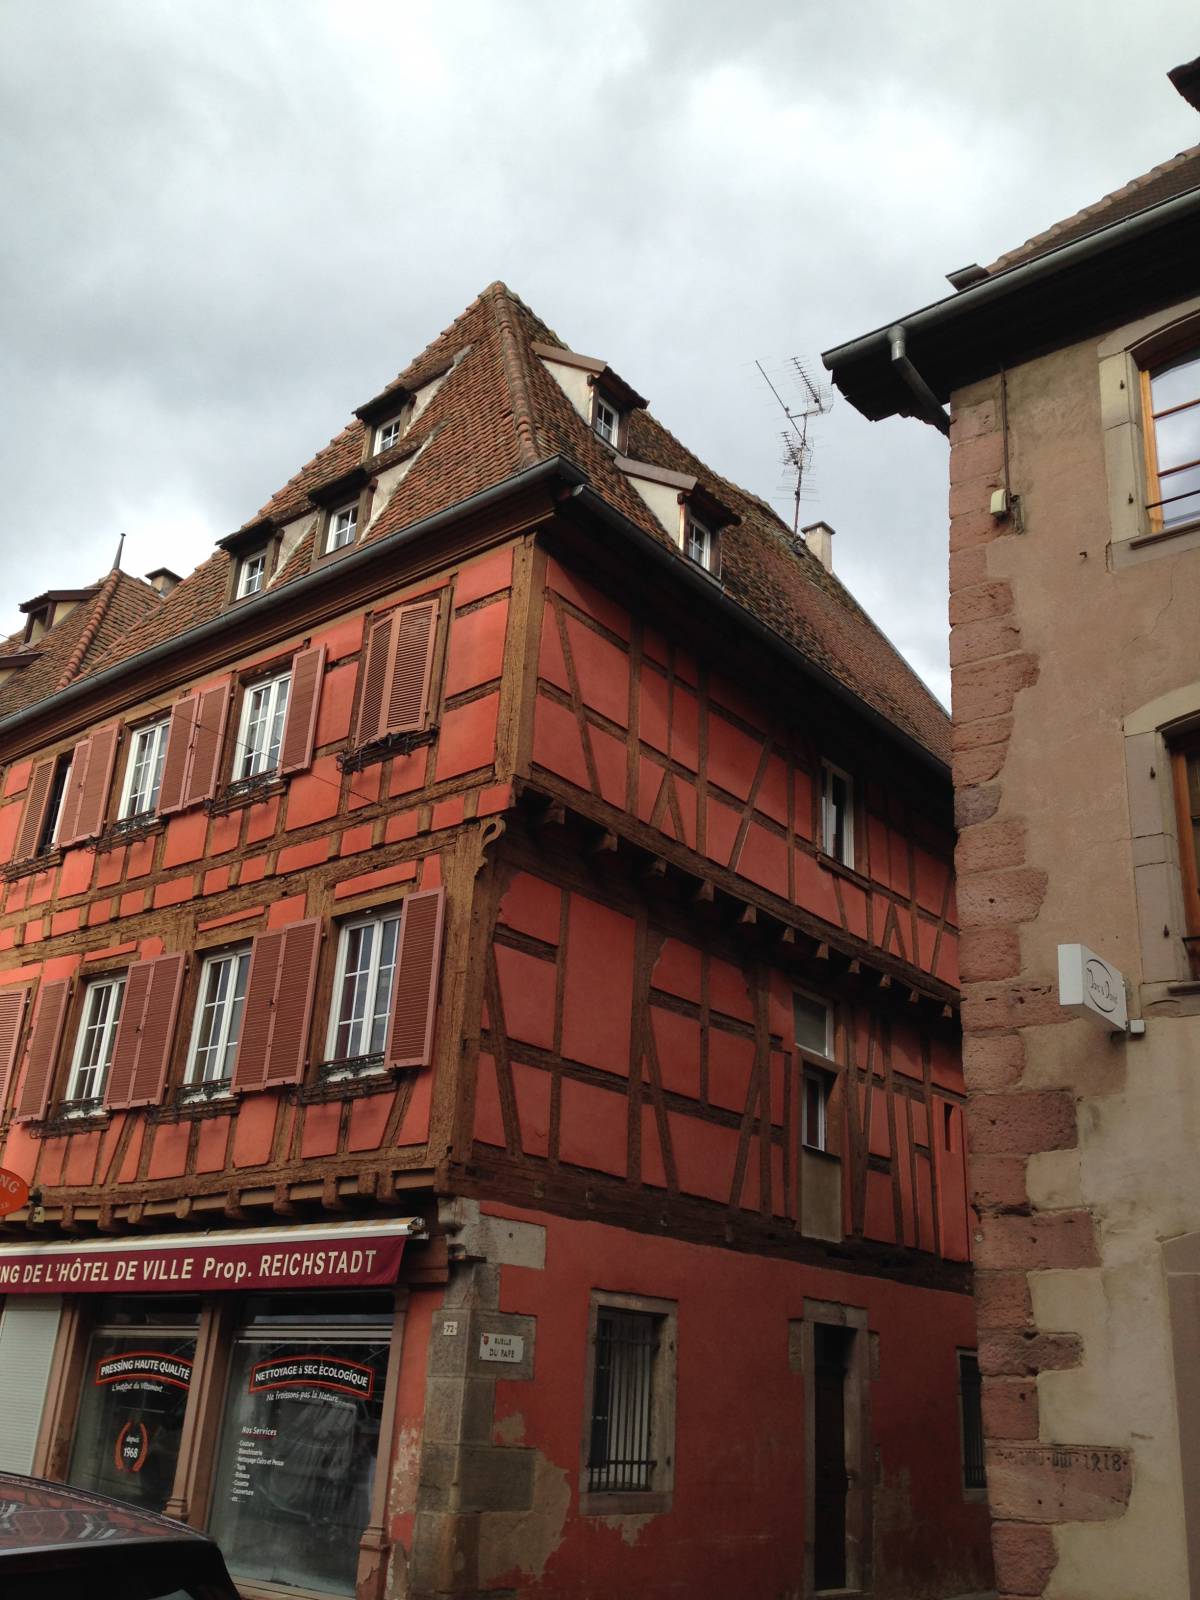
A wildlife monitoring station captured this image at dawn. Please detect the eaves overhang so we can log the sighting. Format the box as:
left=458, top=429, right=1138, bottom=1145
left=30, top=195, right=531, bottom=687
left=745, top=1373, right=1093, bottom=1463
left=821, top=184, right=1200, bottom=422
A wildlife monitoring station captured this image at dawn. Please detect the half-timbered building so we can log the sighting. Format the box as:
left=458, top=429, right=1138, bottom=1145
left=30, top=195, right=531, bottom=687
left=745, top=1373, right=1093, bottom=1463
left=0, top=284, right=991, bottom=1599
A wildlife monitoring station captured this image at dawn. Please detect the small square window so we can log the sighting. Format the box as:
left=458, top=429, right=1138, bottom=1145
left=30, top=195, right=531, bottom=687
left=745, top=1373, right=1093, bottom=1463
left=684, top=513, right=715, bottom=573
left=374, top=417, right=403, bottom=455
left=1143, top=349, right=1200, bottom=533
left=236, top=550, right=267, bottom=599
left=325, top=503, right=359, bottom=554
left=820, top=759, right=854, bottom=868
left=593, top=395, right=620, bottom=446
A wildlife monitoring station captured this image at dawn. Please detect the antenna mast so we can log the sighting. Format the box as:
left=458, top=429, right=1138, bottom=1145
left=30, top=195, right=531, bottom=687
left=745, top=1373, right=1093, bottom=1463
left=755, top=358, right=833, bottom=534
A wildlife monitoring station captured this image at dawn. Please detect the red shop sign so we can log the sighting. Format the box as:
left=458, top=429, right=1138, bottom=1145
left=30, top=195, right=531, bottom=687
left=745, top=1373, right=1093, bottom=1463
left=0, top=1219, right=419, bottom=1296
left=0, top=1168, right=29, bottom=1218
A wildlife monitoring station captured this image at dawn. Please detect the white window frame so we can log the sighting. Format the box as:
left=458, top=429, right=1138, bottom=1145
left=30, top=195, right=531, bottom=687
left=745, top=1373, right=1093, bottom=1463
left=820, top=759, right=855, bottom=868
left=118, top=718, right=171, bottom=820
left=592, top=394, right=620, bottom=446
left=684, top=512, right=715, bottom=572
left=236, top=550, right=267, bottom=600
left=794, top=988, right=834, bottom=1059
left=234, top=671, right=291, bottom=780
left=324, top=911, right=403, bottom=1069
left=374, top=416, right=404, bottom=455
left=325, top=502, right=359, bottom=554
left=45, top=755, right=73, bottom=850
left=802, top=1067, right=833, bottom=1152
left=184, top=947, right=251, bottom=1089
left=66, top=976, right=126, bottom=1105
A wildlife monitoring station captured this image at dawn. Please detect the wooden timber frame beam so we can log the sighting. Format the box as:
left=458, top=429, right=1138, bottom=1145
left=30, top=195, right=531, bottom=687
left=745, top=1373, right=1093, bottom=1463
left=521, top=777, right=958, bottom=1020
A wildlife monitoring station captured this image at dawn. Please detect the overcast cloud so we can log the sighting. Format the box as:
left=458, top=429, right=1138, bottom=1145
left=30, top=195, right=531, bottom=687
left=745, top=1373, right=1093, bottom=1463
left=2, top=1, right=1196, bottom=705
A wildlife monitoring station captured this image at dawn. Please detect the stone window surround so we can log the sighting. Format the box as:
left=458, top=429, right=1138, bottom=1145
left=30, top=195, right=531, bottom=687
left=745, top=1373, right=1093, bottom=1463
left=1100, top=293, right=1200, bottom=567
left=578, top=1288, right=677, bottom=1518
left=1163, top=1230, right=1200, bottom=1598
left=1123, top=685, right=1200, bottom=1012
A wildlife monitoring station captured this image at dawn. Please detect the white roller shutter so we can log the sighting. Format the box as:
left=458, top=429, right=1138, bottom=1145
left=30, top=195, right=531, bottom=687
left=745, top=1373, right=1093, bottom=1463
left=0, top=1296, right=62, bottom=1472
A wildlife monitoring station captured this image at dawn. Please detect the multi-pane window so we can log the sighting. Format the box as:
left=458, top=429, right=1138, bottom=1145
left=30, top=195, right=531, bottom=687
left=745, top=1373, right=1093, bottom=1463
left=593, top=396, right=619, bottom=446
left=325, top=503, right=359, bottom=554
left=326, top=913, right=401, bottom=1065
left=795, top=991, right=834, bottom=1153
left=794, top=990, right=832, bottom=1057
left=235, top=672, right=291, bottom=780
left=236, top=550, right=267, bottom=599
left=821, top=759, right=854, bottom=867
left=1144, top=350, right=1200, bottom=531
left=375, top=416, right=403, bottom=454
left=587, top=1307, right=661, bottom=1492
left=186, top=949, right=251, bottom=1087
left=959, top=1351, right=985, bottom=1491
left=684, top=514, right=714, bottom=572
left=66, top=976, right=126, bottom=1105
left=802, top=1069, right=833, bottom=1152
left=118, top=719, right=170, bottom=819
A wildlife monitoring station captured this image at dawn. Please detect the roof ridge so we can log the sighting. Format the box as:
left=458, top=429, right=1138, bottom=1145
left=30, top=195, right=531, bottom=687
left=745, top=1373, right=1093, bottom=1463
left=988, top=141, right=1200, bottom=272
left=487, top=283, right=541, bottom=468
left=55, top=568, right=120, bottom=690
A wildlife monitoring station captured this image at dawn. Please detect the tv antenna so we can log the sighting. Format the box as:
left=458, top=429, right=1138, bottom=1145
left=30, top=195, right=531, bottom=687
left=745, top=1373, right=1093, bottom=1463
left=754, top=357, right=833, bottom=534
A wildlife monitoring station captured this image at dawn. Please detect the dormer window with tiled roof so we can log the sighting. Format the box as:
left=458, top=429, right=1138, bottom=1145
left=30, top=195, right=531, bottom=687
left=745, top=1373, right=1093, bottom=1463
left=593, top=393, right=620, bottom=448
left=235, top=550, right=267, bottom=600
left=374, top=414, right=405, bottom=455
left=325, top=502, right=359, bottom=555
left=684, top=511, right=716, bottom=574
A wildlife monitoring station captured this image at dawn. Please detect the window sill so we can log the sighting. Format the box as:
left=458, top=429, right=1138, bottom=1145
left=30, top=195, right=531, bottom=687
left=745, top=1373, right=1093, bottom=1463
left=152, top=1082, right=237, bottom=1121
left=34, top=1102, right=109, bottom=1137
left=579, top=1488, right=672, bottom=1517
left=815, top=850, right=868, bottom=890
left=296, top=1064, right=402, bottom=1105
left=1112, top=516, right=1200, bottom=567
left=94, top=814, right=164, bottom=852
left=207, top=774, right=286, bottom=815
left=1, top=848, right=61, bottom=883
left=338, top=725, right=437, bottom=774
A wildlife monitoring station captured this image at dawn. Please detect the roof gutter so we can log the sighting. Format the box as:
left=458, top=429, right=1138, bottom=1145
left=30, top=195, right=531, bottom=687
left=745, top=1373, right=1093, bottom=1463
left=570, top=484, right=950, bottom=780
left=822, top=183, right=1200, bottom=406
left=0, top=456, right=584, bottom=741
left=886, top=325, right=951, bottom=435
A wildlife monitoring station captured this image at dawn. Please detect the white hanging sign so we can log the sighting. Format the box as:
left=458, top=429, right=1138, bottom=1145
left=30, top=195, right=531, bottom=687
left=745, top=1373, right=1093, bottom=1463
left=1057, top=944, right=1128, bottom=1032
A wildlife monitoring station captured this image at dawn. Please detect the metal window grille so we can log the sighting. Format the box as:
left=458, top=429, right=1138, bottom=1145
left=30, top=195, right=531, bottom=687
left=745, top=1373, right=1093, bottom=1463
left=959, top=1352, right=985, bottom=1489
left=588, top=1309, right=659, bottom=1492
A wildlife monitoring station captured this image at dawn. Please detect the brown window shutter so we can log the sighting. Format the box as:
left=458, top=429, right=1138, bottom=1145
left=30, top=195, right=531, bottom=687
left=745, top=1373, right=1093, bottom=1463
left=105, top=954, right=186, bottom=1110
left=386, top=888, right=446, bottom=1068
left=54, top=737, right=92, bottom=847
left=13, top=758, right=54, bottom=862
left=14, top=978, right=72, bottom=1122
left=278, top=645, right=326, bottom=775
left=64, top=724, right=119, bottom=845
left=158, top=695, right=198, bottom=815
left=384, top=599, right=438, bottom=735
left=0, top=985, right=31, bottom=1112
left=183, top=683, right=231, bottom=808
left=231, top=929, right=284, bottom=1094
left=356, top=614, right=396, bottom=744
left=262, top=919, right=322, bottom=1086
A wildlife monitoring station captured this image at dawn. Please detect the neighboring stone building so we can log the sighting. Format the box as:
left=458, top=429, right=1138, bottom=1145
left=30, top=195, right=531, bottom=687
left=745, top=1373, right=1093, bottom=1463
left=0, top=283, right=991, bottom=1598
left=823, top=56, right=1200, bottom=1600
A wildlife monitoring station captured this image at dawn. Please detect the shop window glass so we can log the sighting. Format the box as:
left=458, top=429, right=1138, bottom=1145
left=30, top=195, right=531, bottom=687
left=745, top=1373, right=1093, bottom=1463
left=67, top=1298, right=200, bottom=1514
left=208, top=1295, right=391, bottom=1596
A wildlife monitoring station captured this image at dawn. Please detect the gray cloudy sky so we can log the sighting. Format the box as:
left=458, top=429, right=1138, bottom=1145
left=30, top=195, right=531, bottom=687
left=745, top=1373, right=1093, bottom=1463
left=3, top=2, right=1197, bottom=705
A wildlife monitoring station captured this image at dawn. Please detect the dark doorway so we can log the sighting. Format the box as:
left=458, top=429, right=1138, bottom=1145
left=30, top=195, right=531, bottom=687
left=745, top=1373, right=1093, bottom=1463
left=812, top=1323, right=854, bottom=1591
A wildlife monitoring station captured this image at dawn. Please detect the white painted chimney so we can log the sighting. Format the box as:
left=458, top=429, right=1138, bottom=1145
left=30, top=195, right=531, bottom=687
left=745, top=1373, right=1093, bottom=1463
left=800, top=521, right=835, bottom=573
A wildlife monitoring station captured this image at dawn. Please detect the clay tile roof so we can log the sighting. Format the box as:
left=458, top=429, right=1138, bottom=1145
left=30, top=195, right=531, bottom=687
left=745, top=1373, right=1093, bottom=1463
left=76, top=282, right=948, bottom=764
left=0, top=571, right=162, bottom=719
left=987, top=143, right=1200, bottom=274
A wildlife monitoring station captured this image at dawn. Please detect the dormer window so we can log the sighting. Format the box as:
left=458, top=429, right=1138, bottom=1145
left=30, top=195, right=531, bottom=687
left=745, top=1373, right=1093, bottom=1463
left=684, top=513, right=715, bottom=573
left=235, top=550, right=267, bottom=600
left=325, top=503, right=359, bottom=555
left=375, top=416, right=404, bottom=455
left=593, top=394, right=620, bottom=447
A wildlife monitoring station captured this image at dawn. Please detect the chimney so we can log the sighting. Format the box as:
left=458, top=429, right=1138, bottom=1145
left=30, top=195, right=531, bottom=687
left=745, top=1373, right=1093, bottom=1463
left=800, top=521, right=835, bottom=573
left=145, top=567, right=182, bottom=597
left=1169, top=54, right=1200, bottom=111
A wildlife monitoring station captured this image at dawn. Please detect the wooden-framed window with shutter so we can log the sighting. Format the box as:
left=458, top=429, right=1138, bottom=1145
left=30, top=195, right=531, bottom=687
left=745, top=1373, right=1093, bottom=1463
left=12, top=753, right=70, bottom=863
left=277, top=644, right=327, bottom=776
left=104, top=953, right=187, bottom=1110
left=355, top=597, right=440, bottom=747
left=13, top=977, right=73, bottom=1122
left=0, top=983, right=32, bottom=1115
left=386, top=888, right=446, bottom=1069
left=57, top=724, right=121, bottom=848
left=231, top=918, right=323, bottom=1093
left=159, top=683, right=232, bottom=815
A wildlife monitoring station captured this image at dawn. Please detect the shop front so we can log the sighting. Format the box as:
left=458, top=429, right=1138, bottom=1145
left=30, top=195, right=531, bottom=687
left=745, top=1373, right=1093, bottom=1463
left=0, top=1218, right=423, bottom=1598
